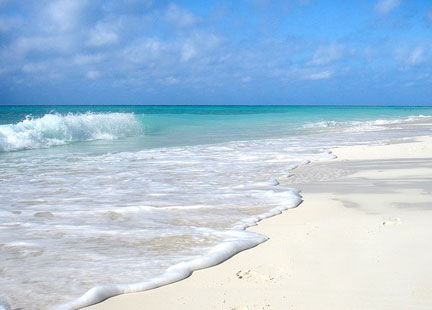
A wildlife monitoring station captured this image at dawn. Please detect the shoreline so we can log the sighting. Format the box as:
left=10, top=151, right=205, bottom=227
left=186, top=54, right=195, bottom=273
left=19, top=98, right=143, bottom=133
left=84, top=136, right=432, bottom=310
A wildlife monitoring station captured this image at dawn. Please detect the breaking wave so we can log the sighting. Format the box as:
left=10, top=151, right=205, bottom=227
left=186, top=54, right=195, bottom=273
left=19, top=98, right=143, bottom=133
left=0, top=112, right=142, bottom=152
left=303, top=115, right=432, bottom=132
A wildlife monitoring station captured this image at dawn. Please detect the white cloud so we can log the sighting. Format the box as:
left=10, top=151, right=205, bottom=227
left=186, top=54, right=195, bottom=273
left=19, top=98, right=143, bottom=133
left=404, top=81, right=415, bottom=87
left=12, top=36, right=72, bottom=55
left=73, top=54, right=104, bottom=65
left=302, top=70, right=333, bottom=80
left=374, top=0, right=402, bottom=14
left=165, top=4, right=199, bottom=27
left=0, top=67, right=10, bottom=75
left=0, top=15, right=23, bottom=32
left=9, top=0, right=428, bottom=95
left=123, top=38, right=163, bottom=63
left=310, top=44, right=344, bottom=65
left=0, top=2, right=227, bottom=87
left=22, top=63, right=46, bottom=73
left=164, top=76, right=179, bottom=85
left=180, top=32, right=222, bottom=62
left=426, top=10, right=432, bottom=23
left=86, top=70, right=100, bottom=79
left=86, top=22, right=119, bottom=47
left=407, top=47, right=425, bottom=65
left=181, top=42, right=197, bottom=62
left=396, top=46, right=426, bottom=66
left=46, top=0, right=86, bottom=32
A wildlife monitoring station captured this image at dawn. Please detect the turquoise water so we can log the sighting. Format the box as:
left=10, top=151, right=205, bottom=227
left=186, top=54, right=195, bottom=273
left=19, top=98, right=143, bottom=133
left=1, top=105, right=432, bottom=309
left=1, top=105, right=432, bottom=154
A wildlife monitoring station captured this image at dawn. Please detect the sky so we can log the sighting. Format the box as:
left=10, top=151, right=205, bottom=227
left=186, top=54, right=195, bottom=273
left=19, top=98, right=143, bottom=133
left=0, top=0, right=431, bottom=105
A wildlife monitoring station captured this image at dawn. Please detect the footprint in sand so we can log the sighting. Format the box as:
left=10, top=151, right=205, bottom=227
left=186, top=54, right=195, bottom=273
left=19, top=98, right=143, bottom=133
left=33, top=211, right=54, bottom=217
left=235, top=264, right=287, bottom=283
left=382, top=217, right=401, bottom=226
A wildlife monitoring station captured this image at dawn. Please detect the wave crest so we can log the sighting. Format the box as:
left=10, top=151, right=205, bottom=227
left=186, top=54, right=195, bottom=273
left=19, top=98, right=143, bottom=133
left=0, top=112, right=142, bottom=152
left=303, top=115, right=432, bottom=131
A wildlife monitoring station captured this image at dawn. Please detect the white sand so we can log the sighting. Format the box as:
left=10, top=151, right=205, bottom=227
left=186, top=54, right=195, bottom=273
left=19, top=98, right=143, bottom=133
left=84, top=136, right=432, bottom=310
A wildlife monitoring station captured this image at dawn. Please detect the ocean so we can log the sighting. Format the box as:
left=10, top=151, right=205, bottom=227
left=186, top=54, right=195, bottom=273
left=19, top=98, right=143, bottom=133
left=1, top=105, right=432, bottom=309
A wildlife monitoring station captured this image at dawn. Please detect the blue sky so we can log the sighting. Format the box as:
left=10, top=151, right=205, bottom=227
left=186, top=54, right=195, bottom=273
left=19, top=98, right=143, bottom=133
left=0, top=0, right=431, bottom=105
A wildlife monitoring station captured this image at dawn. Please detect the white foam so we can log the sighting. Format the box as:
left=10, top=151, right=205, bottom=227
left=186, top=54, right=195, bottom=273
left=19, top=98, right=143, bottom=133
left=56, top=229, right=269, bottom=310
left=1, top=113, right=432, bottom=309
left=0, top=300, right=10, bottom=310
left=0, top=135, right=317, bottom=309
left=55, top=189, right=302, bottom=309
left=303, top=115, right=431, bottom=132
left=0, top=112, right=142, bottom=152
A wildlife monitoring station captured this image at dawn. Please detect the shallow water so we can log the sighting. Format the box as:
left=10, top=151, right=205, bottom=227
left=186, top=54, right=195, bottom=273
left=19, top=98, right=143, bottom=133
left=0, top=105, right=431, bottom=309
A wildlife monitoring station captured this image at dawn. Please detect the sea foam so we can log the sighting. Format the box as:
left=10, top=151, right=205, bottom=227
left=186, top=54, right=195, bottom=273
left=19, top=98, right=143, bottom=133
left=0, top=137, right=318, bottom=309
left=2, top=110, right=432, bottom=309
left=0, top=112, right=142, bottom=152
left=302, top=115, right=432, bottom=131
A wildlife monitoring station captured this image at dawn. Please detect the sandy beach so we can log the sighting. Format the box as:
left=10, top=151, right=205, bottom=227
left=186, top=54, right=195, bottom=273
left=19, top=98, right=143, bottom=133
left=84, top=136, right=432, bottom=310
left=3, top=2, right=432, bottom=309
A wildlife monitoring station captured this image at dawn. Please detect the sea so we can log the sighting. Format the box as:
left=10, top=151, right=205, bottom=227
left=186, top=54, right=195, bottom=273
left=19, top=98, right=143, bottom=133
left=1, top=105, right=432, bottom=309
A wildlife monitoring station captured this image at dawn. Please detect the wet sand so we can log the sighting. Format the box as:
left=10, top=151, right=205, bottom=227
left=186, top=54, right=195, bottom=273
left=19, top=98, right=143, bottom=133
left=84, top=136, right=432, bottom=310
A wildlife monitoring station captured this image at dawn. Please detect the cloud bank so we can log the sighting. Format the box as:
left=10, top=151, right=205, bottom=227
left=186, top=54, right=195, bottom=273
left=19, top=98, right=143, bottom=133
left=0, top=0, right=431, bottom=105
